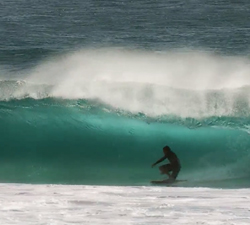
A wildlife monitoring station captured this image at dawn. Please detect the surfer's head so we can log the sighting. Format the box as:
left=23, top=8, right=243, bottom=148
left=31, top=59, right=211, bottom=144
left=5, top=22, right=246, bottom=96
left=163, top=145, right=170, bottom=154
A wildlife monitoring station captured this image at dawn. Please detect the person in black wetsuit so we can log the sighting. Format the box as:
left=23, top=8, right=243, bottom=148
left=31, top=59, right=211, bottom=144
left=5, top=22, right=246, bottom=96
left=151, top=145, right=181, bottom=181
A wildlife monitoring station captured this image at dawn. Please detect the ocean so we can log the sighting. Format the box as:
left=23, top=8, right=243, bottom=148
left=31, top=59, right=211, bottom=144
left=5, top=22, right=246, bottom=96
left=1, top=0, right=250, bottom=224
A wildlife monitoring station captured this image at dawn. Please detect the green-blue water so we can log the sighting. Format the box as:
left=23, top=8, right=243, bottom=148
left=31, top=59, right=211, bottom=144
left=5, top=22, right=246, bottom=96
left=1, top=0, right=250, bottom=188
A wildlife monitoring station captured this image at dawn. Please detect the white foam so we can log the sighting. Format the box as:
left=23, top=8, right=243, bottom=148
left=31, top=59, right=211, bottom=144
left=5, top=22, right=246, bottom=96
left=0, top=183, right=249, bottom=224
left=4, top=48, right=250, bottom=118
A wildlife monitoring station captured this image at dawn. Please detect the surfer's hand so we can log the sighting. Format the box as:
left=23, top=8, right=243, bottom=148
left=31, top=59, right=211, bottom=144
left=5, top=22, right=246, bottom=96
left=151, top=164, right=155, bottom=168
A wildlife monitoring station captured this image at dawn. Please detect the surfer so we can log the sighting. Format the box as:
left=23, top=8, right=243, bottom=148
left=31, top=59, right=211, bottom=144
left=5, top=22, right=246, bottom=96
left=151, top=146, right=181, bottom=181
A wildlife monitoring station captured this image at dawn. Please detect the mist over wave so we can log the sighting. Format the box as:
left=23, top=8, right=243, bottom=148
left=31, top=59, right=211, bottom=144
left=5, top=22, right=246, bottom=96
left=2, top=48, right=250, bottom=118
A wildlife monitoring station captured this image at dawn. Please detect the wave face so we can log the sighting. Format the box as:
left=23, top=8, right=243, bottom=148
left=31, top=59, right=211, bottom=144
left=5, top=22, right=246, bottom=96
left=1, top=49, right=250, bottom=188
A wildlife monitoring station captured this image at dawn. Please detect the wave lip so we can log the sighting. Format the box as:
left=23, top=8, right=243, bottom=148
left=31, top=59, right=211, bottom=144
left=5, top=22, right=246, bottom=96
left=0, top=80, right=51, bottom=100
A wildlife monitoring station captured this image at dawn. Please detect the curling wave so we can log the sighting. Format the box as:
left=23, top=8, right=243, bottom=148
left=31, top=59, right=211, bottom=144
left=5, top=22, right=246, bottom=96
left=1, top=49, right=250, bottom=187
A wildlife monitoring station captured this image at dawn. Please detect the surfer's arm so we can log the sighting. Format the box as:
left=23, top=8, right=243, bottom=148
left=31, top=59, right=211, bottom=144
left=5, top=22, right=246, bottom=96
left=152, top=156, right=166, bottom=167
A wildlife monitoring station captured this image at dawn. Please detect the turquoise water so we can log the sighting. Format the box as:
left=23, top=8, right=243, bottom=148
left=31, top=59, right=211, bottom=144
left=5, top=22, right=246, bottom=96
left=1, top=0, right=250, bottom=188
left=1, top=93, right=250, bottom=187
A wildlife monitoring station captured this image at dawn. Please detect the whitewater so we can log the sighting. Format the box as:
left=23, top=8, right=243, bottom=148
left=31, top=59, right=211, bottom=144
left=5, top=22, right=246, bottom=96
left=1, top=184, right=250, bottom=224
